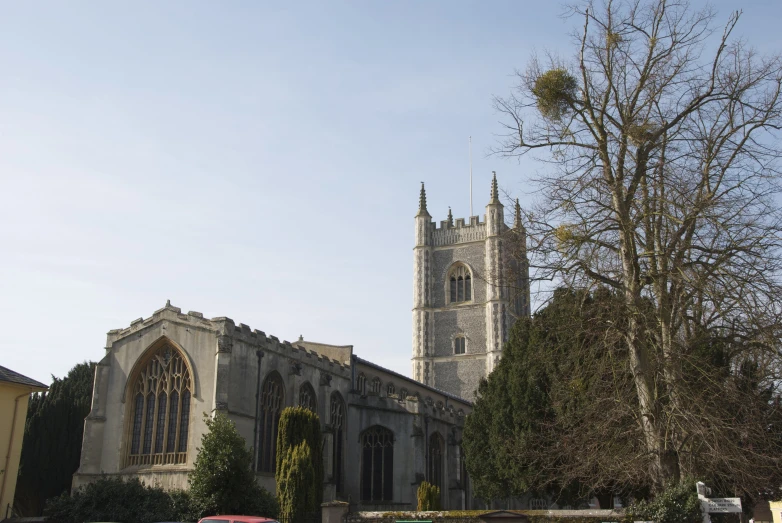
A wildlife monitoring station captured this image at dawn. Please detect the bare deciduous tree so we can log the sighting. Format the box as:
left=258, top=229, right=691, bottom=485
left=494, top=0, right=782, bottom=492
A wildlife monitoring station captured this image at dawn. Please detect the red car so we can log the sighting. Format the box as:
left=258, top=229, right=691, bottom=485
left=199, top=517, right=278, bottom=523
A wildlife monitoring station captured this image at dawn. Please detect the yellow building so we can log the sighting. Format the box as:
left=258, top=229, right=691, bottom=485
left=0, top=366, right=47, bottom=519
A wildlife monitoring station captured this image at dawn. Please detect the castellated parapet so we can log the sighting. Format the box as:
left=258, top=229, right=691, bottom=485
left=105, top=301, right=351, bottom=374
left=430, top=216, right=487, bottom=247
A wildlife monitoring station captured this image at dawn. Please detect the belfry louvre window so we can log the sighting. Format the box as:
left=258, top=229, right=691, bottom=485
left=454, top=336, right=466, bottom=355
left=127, top=342, right=192, bottom=466
left=257, top=372, right=285, bottom=473
left=448, top=265, right=472, bottom=303
left=330, top=392, right=346, bottom=494
left=360, top=426, right=394, bottom=502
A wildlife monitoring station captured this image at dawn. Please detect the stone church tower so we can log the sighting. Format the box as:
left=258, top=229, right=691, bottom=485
left=412, top=173, right=530, bottom=400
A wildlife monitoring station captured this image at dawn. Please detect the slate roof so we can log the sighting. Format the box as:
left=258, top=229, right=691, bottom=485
left=0, top=365, right=48, bottom=390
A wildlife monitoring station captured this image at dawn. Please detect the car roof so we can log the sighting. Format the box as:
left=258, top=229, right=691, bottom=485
left=200, top=517, right=276, bottom=522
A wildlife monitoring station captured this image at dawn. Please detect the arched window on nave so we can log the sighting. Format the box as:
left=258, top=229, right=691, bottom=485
left=299, top=382, right=317, bottom=412
left=428, top=432, right=444, bottom=493
left=126, top=340, right=192, bottom=467
left=360, top=425, right=394, bottom=502
left=330, top=392, right=346, bottom=494
left=257, top=371, right=285, bottom=473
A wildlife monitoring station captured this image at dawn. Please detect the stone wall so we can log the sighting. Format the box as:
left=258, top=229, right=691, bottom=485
left=344, top=510, right=629, bottom=523
left=74, top=302, right=473, bottom=510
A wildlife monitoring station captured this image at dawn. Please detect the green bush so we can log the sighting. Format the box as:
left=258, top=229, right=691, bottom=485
left=43, top=477, right=180, bottom=523
left=628, top=479, right=703, bottom=523
left=277, top=441, right=317, bottom=523
left=189, top=413, right=278, bottom=518
left=275, top=406, right=323, bottom=518
left=416, top=481, right=442, bottom=511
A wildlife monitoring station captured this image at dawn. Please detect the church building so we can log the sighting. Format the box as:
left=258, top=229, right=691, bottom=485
left=73, top=174, right=529, bottom=510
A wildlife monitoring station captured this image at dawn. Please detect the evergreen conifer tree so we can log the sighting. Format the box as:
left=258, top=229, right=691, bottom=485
left=275, top=406, right=323, bottom=514
left=14, top=362, right=95, bottom=515
left=277, top=442, right=316, bottom=523
left=189, top=413, right=277, bottom=517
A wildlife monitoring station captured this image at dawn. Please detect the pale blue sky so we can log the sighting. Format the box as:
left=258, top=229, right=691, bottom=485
left=1, top=1, right=780, bottom=384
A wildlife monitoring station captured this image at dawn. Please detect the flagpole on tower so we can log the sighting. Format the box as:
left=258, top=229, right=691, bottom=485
left=469, top=136, right=473, bottom=217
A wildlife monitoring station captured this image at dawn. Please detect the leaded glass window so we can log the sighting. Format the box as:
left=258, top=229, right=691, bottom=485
left=454, top=336, right=466, bottom=354
left=448, top=264, right=472, bottom=304
left=257, top=372, right=284, bottom=473
left=299, top=382, right=317, bottom=412
left=357, top=373, right=366, bottom=395
left=428, top=432, right=444, bottom=492
left=360, top=426, right=394, bottom=502
left=330, top=392, right=346, bottom=494
left=370, top=377, right=381, bottom=395
left=126, top=341, right=193, bottom=466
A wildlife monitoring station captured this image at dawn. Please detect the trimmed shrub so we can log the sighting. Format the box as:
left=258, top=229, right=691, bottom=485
left=416, top=481, right=442, bottom=511
left=275, top=406, right=323, bottom=512
left=277, top=441, right=317, bottom=522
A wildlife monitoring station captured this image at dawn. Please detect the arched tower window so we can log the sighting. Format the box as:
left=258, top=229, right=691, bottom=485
left=428, top=432, right=444, bottom=492
left=126, top=340, right=192, bottom=467
left=257, top=371, right=285, bottom=473
left=330, top=392, right=346, bottom=494
left=360, top=426, right=394, bottom=502
left=299, top=382, right=317, bottom=412
left=454, top=336, right=466, bottom=355
left=448, top=264, right=472, bottom=304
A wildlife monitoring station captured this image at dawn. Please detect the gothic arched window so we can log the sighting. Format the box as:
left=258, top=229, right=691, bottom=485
left=360, top=426, right=394, bottom=502
left=386, top=383, right=395, bottom=397
left=257, top=371, right=285, bottom=473
left=126, top=341, right=192, bottom=467
left=330, top=392, right=346, bottom=494
left=428, top=432, right=444, bottom=492
left=448, top=264, right=472, bottom=304
left=454, top=336, right=466, bottom=355
left=370, top=377, right=381, bottom=395
left=299, top=382, right=317, bottom=412
left=357, top=373, right=367, bottom=395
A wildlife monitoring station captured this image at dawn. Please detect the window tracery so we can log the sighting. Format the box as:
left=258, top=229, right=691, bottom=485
left=330, top=392, right=346, bottom=494
left=448, top=264, right=472, bottom=304
left=360, top=426, right=394, bottom=502
left=357, top=373, right=367, bottom=395
left=428, top=432, right=444, bottom=492
left=299, top=382, right=317, bottom=412
left=126, top=342, right=192, bottom=467
left=370, top=377, right=381, bottom=395
left=257, top=372, right=284, bottom=473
